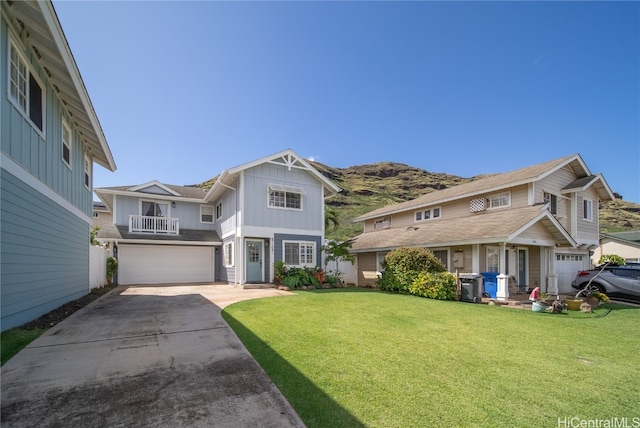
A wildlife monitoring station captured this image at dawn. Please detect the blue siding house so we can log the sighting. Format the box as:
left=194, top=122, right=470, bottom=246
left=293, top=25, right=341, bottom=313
left=1, top=1, right=117, bottom=331
left=95, top=149, right=340, bottom=286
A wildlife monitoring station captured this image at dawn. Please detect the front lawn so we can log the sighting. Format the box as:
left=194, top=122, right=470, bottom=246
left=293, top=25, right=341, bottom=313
left=222, top=288, right=640, bottom=428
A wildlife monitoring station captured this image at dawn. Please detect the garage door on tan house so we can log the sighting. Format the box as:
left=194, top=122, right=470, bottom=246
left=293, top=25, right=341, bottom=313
left=118, top=245, right=215, bottom=285
left=555, top=253, right=589, bottom=294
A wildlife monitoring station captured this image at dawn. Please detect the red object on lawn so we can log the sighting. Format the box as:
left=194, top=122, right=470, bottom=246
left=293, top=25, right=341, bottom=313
left=529, top=286, right=540, bottom=301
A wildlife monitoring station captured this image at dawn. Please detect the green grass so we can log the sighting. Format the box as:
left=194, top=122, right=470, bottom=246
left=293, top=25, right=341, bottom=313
left=1, top=328, right=46, bottom=366
left=222, top=289, right=640, bottom=427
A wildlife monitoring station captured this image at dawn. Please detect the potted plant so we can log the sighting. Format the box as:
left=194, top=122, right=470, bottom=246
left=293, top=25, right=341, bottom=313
left=585, top=291, right=610, bottom=308
left=563, top=297, right=583, bottom=311
left=530, top=287, right=551, bottom=312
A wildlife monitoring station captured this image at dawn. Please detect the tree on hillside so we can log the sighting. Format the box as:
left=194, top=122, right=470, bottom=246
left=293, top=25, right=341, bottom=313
left=325, top=207, right=339, bottom=230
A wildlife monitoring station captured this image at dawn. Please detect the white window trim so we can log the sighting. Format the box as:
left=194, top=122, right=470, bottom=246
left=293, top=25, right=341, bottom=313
left=7, top=37, right=46, bottom=138
left=215, top=201, right=223, bottom=220
left=84, top=155, right=91, bottom=190
left=267, top=184, right=304, bottom=211
left=432, top=248, right=450, bottom=270
left=282, top=240, right=316, bottom=267
left=62, top=120, right=72, bottom=169
left=374, top=217, right=391, bottom=230
left=487, top=192, right=511, bottom=210
left=200, top=205, right=214, bottom=224
left=414, top=206, right=442, bottom=222
left=583, top=198, right=593, bottom=222
left=486, top=246, right=500, bottom=272
left=139, top=199, right=170, bottom=217
left=544, top=191, right=558, bottom=215
left=224, top=242, right=234, bottom=267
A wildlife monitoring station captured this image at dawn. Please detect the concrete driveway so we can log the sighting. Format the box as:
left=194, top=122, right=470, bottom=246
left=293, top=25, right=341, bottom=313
left=1, top=284, right=305, bottom=428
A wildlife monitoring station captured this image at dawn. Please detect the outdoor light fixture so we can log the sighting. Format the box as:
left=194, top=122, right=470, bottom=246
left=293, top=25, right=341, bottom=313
left=172, top=201, right=176, bottom=208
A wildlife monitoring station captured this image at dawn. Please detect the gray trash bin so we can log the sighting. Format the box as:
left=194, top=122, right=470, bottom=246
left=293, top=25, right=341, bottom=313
left=459, top=274, right=484, bottom=303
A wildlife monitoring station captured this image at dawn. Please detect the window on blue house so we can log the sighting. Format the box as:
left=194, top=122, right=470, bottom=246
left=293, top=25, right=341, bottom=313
left=9, top=40, right=45, bottom=134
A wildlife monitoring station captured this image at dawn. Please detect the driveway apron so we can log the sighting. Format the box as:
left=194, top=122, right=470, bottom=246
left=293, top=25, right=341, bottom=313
left=1, top=284, right=305, bottom=428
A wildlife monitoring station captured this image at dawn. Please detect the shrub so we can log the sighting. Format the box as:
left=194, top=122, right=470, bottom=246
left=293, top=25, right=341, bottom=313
left=410, top=272, right=457, bottom=300
left=377, top=247, right=446, bottom=293
left=281, top=266, right=320, bottom=289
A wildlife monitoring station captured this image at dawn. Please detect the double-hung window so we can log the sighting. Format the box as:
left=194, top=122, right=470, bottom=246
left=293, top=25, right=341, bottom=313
left=62, top=121, right=72, bottom=168
left=268, top=184, right=304, bottom=210
left=201, top=205, right=214, bottom=223
left=9, top=40, right=45, bottom=134
left=283, top=241, right=315, bottom=267
left=84, top=155, right=91, bottom=189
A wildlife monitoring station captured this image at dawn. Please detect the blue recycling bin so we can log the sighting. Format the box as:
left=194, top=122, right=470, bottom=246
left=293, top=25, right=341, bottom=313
left=481, top=272, right=498, bottom=298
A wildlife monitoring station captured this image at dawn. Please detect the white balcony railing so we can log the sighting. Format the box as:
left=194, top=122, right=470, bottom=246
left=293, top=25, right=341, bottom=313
left=129, top=215, right=179, bottom=235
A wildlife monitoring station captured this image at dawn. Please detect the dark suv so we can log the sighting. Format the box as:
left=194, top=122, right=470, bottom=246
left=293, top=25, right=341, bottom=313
left=571, top=264, right=640, bottom=301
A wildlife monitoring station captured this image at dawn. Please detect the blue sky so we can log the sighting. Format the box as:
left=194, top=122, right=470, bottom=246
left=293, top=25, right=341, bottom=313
left=53, top=1, right=639, bottom=204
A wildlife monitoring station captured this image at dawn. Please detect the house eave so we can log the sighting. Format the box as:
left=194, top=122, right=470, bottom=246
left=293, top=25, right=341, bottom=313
left=4, top=1, right=116, bottom=172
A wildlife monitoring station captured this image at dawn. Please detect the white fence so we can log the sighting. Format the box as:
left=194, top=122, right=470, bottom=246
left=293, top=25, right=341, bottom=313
left=89, top=245, right=108, bottom=289
left=325, top=260, right=357, bottom=285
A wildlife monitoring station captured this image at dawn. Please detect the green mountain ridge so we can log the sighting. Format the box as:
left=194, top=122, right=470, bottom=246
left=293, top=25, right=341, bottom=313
left=198, top=161, right=640, bottom=242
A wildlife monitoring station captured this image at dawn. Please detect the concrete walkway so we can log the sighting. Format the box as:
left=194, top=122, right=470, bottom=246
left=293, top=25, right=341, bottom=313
left=1, top=284, right=305, bottom=428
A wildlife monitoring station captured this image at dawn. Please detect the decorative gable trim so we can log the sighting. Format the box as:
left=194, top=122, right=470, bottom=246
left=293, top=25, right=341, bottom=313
left=127, top=180, right=182, bottom=196
left=204, top=149, right=341, bottom=202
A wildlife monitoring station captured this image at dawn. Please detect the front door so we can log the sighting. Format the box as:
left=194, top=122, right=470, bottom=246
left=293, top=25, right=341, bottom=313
left=246, top=240, right=263, bottom=283
left=518, top=248, right=528, bottom=287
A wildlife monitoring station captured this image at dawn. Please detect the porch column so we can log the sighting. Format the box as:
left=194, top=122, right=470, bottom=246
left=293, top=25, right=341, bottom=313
left=547, top=247, right=559, bottom=295
left=496, top=242, right=509, bottom=301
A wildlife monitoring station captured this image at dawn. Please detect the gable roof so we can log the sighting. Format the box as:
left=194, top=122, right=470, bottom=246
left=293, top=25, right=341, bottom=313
left=204, top=149, right=341, bottom=202
left=94, top=183, right=208, bottom=212
left=355, top=154, right=614, bottom=222
left=350, top=205, right=576, bottom=252
left=5, top=1, right=116, bottom=171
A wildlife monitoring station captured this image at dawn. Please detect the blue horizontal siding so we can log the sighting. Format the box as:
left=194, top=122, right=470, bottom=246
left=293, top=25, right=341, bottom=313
left=1, top=169, right=89, bottom=331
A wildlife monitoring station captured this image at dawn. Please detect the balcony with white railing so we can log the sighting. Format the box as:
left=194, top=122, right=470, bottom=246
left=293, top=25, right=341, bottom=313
left=129, top=215, right=180, bottom=235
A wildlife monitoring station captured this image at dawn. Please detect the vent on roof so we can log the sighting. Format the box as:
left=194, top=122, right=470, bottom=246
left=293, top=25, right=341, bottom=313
left=470, top=198, right=486, bottom=212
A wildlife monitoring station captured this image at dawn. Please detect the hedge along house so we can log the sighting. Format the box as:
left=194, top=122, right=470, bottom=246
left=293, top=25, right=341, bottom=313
left=95, top=149, right=341, bottom=286
left=350, top=154, right=614, bottom=299
left=1, top=1, right=117, bottom=331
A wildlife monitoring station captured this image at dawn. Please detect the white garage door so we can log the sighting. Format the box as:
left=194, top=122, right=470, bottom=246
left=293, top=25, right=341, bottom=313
left=555, top=253, right=589, bottom=293
left=118, top=245, right=214, bottom=285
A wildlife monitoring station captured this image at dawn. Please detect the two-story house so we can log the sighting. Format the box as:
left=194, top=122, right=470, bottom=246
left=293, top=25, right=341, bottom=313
left=350, top=154, right=614, bottom=299
left=1, top=1, right=117, bottom=331
left=95, top=149, right=341, bottom=286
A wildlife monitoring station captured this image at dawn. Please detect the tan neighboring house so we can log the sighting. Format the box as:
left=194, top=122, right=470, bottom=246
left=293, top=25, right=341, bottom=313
left=350, top=154, right=614, bottom=299
left=592, top=231, right=640, bottom=265
left=92, top=201, right=113, bottom=228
